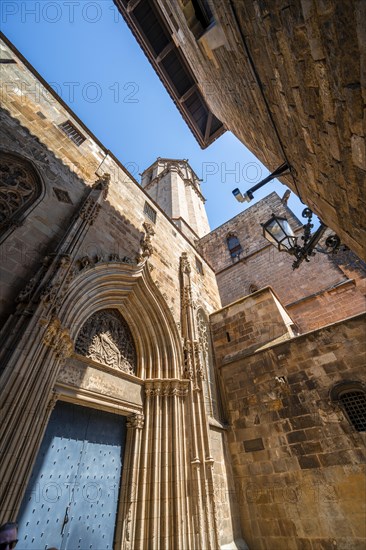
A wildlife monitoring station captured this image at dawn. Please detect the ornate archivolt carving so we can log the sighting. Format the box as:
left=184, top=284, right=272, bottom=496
left=75, top=309, right=137, bottom=375
left=76, top=253, right=136, bottom=272
left=42, top=316, right=74, bottom=360
left=0, top=151, right=42, bottom=232
left=145, top=379, right=189, bottom=398
left=79, top=197, right=101, bottom=225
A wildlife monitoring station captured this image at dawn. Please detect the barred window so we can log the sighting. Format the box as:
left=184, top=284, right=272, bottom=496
left=144, top=202, right=157, bottom=223
left=59, top=120, right=86, bottom=147
left=330, top=382, right=366, bottom=432
left=339, top=391, right=366, bottom=432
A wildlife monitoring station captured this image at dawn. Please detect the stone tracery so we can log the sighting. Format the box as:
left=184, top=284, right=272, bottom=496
left=75, top=309, right=137, bottom=374
left=0, top=152, right=42, bottom=232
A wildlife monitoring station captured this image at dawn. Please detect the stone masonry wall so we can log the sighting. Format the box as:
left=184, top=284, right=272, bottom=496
left=155, top=0, right=366, bottom=260
left=211, top=295, right=366, bottom=550
left=198, top=193, right=366, bottom=332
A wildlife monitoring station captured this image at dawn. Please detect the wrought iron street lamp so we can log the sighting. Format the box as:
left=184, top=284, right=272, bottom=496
left=262, top=208, right=345, bottom=269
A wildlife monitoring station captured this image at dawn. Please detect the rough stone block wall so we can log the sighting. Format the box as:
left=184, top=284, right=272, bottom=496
left=208, top=424, right=243, bottom=546
left=211, top=307, right=366, bottom=550
left=156, top=0, right=366, bottom=259
left=211, top=287, right=295, bottom=367
left=199, top=193, right=366, bottom=332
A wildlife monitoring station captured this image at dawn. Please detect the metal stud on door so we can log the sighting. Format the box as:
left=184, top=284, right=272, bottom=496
left=17, top=402, right=126, bottom=550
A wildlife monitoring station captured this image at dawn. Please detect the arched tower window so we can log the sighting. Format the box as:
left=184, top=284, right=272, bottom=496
left=197, top=309, right=220, bottom=419
left=0, top=151, right=43, bottom=240
left=330, top=381, right=366, bottom=432
left=227, top=233, right=242, bottom=258
left=75, top=309, right=137, bottom=375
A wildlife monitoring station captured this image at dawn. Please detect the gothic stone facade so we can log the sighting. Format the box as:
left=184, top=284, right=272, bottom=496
left=1, top=35, right=366, bottom=550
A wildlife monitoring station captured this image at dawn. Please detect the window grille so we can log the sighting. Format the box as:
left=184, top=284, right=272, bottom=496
left=339, top=391, right=366, bottom=432
left=144, top=202, right=157, bottom=223
left=330, top=382, right=366, bottom=432
left=59, top=120, right=86, bottom=146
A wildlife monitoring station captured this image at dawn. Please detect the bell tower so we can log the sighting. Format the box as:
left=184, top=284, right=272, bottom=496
left=141, top=158, right=210, bottom=242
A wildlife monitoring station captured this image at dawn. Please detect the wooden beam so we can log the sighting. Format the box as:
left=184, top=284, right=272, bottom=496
left=204, top=111, right=213, bottom=142
left=155, top=42, right=175, bottom=63
left=127, top=0, right=142, bottom=13
left=178, top=84, right=197, bottom=104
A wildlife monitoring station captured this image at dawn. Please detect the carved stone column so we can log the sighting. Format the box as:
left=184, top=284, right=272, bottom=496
left=179, top=252, right=219, bottom=549
left=132, top=379, right=189, bottom=550
left=0, top=175, right=110, bottom=523
left=116, top=412, right=144, bottom=550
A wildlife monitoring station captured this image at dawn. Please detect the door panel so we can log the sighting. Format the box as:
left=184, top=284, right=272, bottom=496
left=17, top=401, right=126, bottom=550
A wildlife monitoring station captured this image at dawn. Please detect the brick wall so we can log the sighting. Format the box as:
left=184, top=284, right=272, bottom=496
left=211, top=295, right=366, bottom=550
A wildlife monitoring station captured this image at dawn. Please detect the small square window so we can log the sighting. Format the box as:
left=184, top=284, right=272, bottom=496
left=144, top=202, right=157, bottom=223
left=195, top=257, right=204, bottom=275
left=59, top=120, right=86, bottom=147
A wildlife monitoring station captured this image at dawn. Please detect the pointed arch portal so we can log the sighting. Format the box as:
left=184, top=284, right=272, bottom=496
left=7, top=261, right=192, bottom=550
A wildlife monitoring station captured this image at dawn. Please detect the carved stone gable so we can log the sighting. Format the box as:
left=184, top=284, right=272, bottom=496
left=75, top=309, right=137, bottom=374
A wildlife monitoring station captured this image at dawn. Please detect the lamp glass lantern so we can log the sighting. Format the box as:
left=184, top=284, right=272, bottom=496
left=262, top=214, right=297, bottom=252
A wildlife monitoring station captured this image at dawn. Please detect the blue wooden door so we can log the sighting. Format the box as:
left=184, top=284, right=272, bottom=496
left=17, top=401, right=126, bottom=550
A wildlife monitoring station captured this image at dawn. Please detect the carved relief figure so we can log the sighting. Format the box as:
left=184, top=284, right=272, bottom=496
left=75, top=309, right=137, bottom=374
left=197, top=309, right=219, bottom=418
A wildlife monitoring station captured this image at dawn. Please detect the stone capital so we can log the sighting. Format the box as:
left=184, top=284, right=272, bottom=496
left=145, top=378, right=189, bottom=399
left=127, top=412, right=144, bottom=430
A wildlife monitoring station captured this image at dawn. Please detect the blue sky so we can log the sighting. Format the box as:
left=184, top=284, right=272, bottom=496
left=1, top=0, right=306, bottom=230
